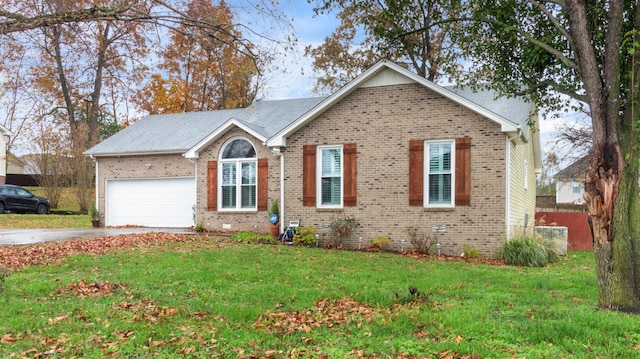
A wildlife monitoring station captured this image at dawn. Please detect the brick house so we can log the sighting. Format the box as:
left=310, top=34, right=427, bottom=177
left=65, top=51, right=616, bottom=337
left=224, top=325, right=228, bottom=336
left=85, top=61, right=540, bottom=255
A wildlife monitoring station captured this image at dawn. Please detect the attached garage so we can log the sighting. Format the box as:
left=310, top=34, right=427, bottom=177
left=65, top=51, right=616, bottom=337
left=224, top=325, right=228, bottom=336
left=105, top=177, right=196, bottom=227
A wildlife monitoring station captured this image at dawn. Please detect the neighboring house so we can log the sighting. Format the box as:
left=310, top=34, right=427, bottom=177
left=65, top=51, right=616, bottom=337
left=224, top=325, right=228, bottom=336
left=6, top=153, right=25, bottom=175
left=85, top=61, right=541, bottom=255
left=0, top=126, right=12, bottom=184
left=555, top=155, right=589, bottom=205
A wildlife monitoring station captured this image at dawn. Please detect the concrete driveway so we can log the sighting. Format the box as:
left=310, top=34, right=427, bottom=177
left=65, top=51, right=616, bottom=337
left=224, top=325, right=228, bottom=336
left=0, top=227, right=193, bottom=246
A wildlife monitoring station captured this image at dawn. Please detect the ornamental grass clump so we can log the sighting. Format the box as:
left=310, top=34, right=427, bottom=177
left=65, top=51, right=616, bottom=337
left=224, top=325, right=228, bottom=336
left=496, top=233, right=559, bottom=267
left=328, top=214, right=360, bottom=247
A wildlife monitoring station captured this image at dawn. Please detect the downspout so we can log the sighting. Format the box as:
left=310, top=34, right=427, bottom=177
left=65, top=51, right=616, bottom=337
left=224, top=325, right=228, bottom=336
left=271, top=147, right=285, bottom=233
left=505, top=136, right=511, bottom=240
left=89, top=154, right=98, bottom=213
left=505, top=128, right=522, bottom=240
left=188, top=158, right=198, bottom=227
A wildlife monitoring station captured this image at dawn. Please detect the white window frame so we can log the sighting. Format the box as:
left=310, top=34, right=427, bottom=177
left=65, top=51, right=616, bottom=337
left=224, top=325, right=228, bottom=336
left=218, top=138, right=257, bottom=211
left=424, top=139, right=455, bottom=208
left=317, top=144, right=343, bottom=208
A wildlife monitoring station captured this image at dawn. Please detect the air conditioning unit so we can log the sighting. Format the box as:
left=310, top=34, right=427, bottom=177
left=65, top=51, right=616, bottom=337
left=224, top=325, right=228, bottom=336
left=534, top=226, right=568, bottom=255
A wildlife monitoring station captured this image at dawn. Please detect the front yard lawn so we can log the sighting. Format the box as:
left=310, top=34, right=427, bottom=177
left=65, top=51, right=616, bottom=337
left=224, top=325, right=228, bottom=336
left=0, top=234, right=635, bottom=358
left=0, top=213, right=92, bottom=229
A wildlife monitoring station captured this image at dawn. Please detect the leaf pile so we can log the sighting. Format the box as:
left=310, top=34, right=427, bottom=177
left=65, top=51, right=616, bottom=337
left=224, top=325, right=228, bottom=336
left=403, top=250, right=507, bottom=266
left=0, top=232, right=210, bottom=271
left=112, top=299, right=178, bottom=323
left=253, top=298, right=379, bottom=335
left=53, top=279, right=126, bottom=298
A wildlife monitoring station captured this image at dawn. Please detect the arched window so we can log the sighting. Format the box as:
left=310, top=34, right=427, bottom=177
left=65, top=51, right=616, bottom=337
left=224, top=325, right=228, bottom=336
left=220, top=138, right=257, bottom=210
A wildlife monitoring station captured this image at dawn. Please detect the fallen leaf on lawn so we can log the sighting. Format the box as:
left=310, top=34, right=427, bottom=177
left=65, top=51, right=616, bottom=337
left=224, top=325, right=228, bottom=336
left=48, top=314, right=68, bottom=324
left=117, top=330, right=134, bottom=340
left=455, top=335, right=463, bottom=344
left=2, top=333, right=17, bottom=343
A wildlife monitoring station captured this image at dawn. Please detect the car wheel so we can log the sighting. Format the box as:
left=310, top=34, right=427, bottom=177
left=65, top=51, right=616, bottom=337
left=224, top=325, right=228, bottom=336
left=36, top=203, right=48, bottom=215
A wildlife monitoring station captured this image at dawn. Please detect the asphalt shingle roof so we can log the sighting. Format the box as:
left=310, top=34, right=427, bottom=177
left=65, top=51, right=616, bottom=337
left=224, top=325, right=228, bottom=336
left=86, top=82, right=533, bottom=157
left=85, top=97, right=326, bottom=156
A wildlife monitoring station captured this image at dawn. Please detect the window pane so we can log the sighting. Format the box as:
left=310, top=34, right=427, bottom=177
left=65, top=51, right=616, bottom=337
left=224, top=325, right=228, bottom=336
left=241, top=185, right=256, bottom=208
left=242, top=162, right=256, bottom=184
left=221, top=186, right=236, bottom=208
left=321, top=177, right=341, bottom=205
left=222, top=163, right=236, bottom=185
left=428, top=174, right=451, bottom=204
left=322, top=149, right=341, bottom=176
left=429, top=144, right=451, bottom=172
left=222, top=139, right=256, bottom=159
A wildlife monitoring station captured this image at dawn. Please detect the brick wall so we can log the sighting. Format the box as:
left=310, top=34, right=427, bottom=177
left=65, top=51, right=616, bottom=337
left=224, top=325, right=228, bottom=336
left=195, top=127, right=280, bottom=233
left=282, top=84, right=508, bottom=255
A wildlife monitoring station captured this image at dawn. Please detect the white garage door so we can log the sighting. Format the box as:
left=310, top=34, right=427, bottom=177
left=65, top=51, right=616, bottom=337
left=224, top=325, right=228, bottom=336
left=106, top=177, right=195, bottom=227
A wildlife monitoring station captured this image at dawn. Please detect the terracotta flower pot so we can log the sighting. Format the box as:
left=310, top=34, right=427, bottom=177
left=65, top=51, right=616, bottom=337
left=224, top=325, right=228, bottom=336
left=269, top=224, right=279, bottom=238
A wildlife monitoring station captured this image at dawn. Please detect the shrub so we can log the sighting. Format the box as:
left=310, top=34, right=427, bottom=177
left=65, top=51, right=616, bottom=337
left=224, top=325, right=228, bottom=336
left=294, top=226, right=317, bottom=246
left=328, top=214, right=360, bottom=247
left=496, top=234, right=559, bottom=267
left=370, top=235, right=391, bottom=250
left=232, top=231, right=279, bottom=245
left=194, top=222, right=206, bottom=233
left=462, top=244, right=482, bottom=258
left=406, top=227, right=437, bottom=254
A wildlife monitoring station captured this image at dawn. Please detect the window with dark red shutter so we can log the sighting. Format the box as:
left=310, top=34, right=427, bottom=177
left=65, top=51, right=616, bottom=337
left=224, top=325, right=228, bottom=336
left=207, top=160, right=217, bottom=211
left=303, top=145, right=316, bottom=206
left=257, top=158, right=268, bottom=211
left=455, top=137, right=471, bottom=206
left=408, top=140, right=424, bottom=206
left=343, top=143, right=357, bottom=206
left=408, top=138, right=471, bottom=207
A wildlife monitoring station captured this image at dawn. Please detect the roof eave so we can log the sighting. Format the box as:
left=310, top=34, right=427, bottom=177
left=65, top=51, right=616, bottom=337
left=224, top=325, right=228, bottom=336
left=83, top=149, right=188, bottom=158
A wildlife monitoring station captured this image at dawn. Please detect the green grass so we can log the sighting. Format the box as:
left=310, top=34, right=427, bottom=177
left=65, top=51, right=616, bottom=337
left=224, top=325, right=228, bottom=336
left=0, top=187, right=93, bottom=229
left=0, top=240, right=634, bottom=357
left=0, top=213, right=92, bottom=228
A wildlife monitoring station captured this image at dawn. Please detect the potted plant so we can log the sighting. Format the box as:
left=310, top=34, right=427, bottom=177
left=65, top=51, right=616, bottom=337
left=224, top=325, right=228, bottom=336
left=267, top=200, right=280, bottom=238
left=89, top=200, right=100, bottom=228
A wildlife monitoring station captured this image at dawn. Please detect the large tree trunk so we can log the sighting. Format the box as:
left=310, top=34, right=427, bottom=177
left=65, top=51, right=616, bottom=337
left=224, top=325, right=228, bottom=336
left=591, top=165, right=640, bottom=311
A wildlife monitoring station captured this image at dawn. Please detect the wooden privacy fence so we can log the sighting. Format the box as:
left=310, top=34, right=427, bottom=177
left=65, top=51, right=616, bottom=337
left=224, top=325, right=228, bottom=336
left=535, top=212, right=593, bottom=250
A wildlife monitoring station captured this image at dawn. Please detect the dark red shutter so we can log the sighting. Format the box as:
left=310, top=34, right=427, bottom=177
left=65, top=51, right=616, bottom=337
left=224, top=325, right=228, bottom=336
left=408, top=140, right=424, bottom=206
left=257, top=158, right=268, bottom=211
left=207, top=160, right=217, bottom=211
left=455, top=137, right=471, bottom=206
left=303, top=145, right=316, bottom=206
left=343, top=143, right=357, bottom=206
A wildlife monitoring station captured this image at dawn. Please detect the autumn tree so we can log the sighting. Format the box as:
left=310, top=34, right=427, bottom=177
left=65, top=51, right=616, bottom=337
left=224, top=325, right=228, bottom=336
left=411, top=0, right=638, bottom=312
left=135, top=0, right=260, bottom=114
left=308, top=0, right=464, bottom=93
left=0, top=0, right=289, bottom=211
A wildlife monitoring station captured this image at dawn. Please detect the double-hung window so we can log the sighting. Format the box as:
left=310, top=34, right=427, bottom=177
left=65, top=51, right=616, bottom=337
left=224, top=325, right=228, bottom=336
left=318, top=145, right=342, bottom=207
left=425, top=140, right=455, bottom=207
left=220, top=138, right=257, bottom=210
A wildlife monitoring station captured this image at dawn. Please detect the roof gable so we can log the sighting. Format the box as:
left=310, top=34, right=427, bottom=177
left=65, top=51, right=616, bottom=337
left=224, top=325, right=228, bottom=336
left=267, top=61, right=524, bottom=147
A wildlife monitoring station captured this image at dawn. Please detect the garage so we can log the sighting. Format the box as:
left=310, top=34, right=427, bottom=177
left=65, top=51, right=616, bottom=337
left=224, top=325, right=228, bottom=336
left=105, top=177, right=196, bottom=227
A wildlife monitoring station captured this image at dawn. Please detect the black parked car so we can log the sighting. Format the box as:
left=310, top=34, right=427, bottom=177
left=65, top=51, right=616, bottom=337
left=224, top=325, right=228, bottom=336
left=0, top=185, right=50, bottom=214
